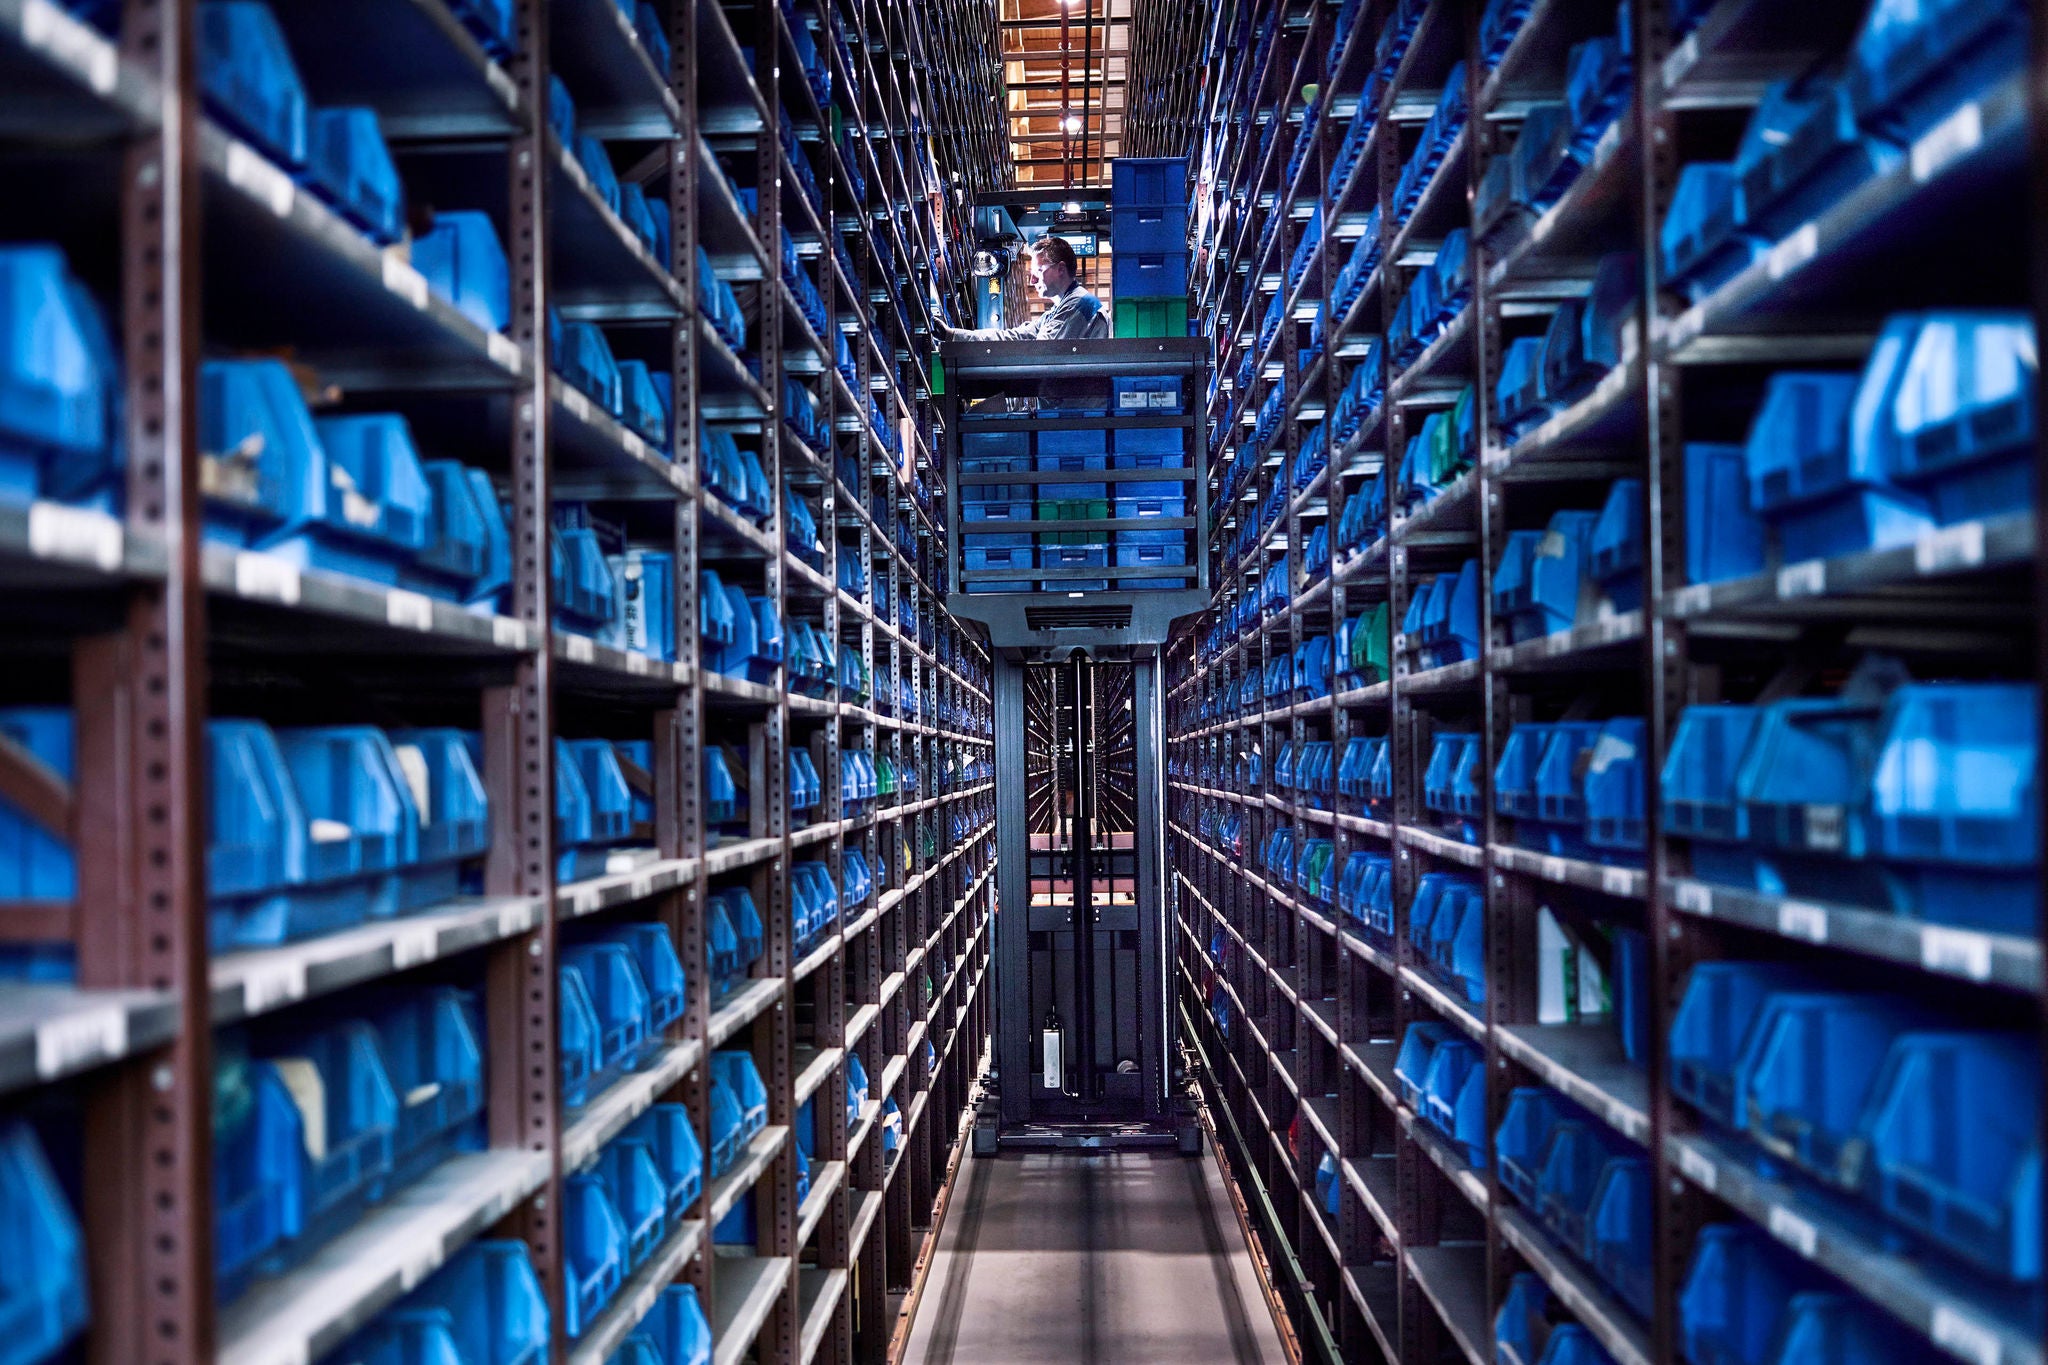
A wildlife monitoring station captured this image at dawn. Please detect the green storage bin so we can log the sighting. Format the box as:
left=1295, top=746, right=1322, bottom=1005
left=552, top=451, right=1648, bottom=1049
left=1114, top=295, right=1189, bottom=338
left=1036, top=498, right=1110, bottom=546
left=1353, top=602, right=1391, bottom=684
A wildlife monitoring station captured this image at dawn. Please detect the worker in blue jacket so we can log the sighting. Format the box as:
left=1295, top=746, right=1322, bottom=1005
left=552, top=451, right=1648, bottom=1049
left=935, top=235, right=1110, bottom=342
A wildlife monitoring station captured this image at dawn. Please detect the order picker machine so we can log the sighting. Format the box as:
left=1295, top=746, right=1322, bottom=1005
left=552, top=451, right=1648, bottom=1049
left=939, top=337, right=1210, bottom=1152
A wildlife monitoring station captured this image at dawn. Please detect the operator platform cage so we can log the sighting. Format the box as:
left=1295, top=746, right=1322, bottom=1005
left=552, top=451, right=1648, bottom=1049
left=940, top=338, right=1211, bottom=647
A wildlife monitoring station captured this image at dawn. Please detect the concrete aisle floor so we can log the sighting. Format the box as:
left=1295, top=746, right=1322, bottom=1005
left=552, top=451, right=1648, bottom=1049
left=899, top=1146, right=1288, bottom=1365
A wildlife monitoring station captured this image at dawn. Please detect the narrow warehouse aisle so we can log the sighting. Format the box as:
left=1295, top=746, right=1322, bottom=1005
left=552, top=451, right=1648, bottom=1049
left=901, top=1149, right=1287, bottom=1365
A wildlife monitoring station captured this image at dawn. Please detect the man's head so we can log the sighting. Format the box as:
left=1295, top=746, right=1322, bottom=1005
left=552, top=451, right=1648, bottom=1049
left=1027, top=236, right=1078, bottom=299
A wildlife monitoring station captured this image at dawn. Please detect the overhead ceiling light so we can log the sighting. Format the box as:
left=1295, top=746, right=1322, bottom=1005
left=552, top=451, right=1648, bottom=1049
left=1062, top=114, right=1082, bottom=132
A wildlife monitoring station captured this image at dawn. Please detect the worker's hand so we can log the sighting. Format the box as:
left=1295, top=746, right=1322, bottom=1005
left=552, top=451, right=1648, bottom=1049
left=931, top=318, right=957, bottom=342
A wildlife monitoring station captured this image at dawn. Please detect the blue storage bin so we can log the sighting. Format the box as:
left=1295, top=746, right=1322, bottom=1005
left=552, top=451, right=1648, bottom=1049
left=194, top=359, right=325, bottom=545
left=1540, top=1325, right=1618, bottom=1365
left=1742, top=372, right=1866, bottom=514
left=1111, top=375, right=1185, bottom=414
left=573, top=133, right=621, bottom=214
left=1679, top=1224, right=1827, bottom=1365
left=1847, top=0, right=2024, bottom=139
left=1590, top=478, right=1642, bottom=609
left=274, top=1021, right=400, bottom=1239
left=1858, top=311, right=2037, bottom=524
left=562, top=942, right=651, bottom=1081
left=1869, top=682, right=2036, bottom=932
left=1495, top=1087, right=1568, bottom=1208
left=0, top=1123, right=87, bottom=1364
left=1536, top=1117, right=1628, bottom=1254
left=1115, top=541, right=1191, bottom=589
left=1112, top=156, right=1186, bottom=207
left=1394, top=1021, right=1453, bottom=1111
left=0, top=708, right=74, bottom=902
left=1495, top=1272, right=1553, bottom=1365
left=598, top=922, right=686, bottom=1032
left=1669, top=962, right=1815, bottom=1126
left=564, top=737, right=634, bottom=849
left=596, top=1137, right=666, bottom=1269
left=1660, top=163, right=1762, bottom=301
left=1734, top=698, right=1879, bottom=860
left=1422, top=733, right=1470, bottom=816
left=1423, top=1038, right=1487, bottom=1167
left=564, top=1171, right=627, bottom=1337
left=553, top=525, right=619, bottom=634
left=1770, top=1294, right=1925, bottom=1365
left=305, top=107, right=405, bottom=245
left=1854, top=1028, right=2040, bottom=1281
left=0, top=246, right=121, bottom=508
left=396, top=1240, right=549, bottom=1365
left=1686, top=443, right=1767, bottom=585
left=1585, top=717, right=1647, bottom=853
left=389, top=728, right=489, bottom=908
left=406, top=461, right=494, bottom=602
left=558, top=321, right=623, bottom=415
left=207, top=722, right=409, bottom=949
left=707, top=1072, right=745, bottom=1176
left=1733, top=78, right=1896, bottom=244
left=559, top=962, right=601, bottom=1108
left=1113, top=204, right=1189, bottom=256
left=713, top=1050, right=768, bottom=1140
left=639, top=1285, right=713, bottom=1365
left=618, top=182, right=661, bottom=261
left=1042, top=544, right=1108, bottom=592
left=370, top=990, right=484, bottom=1185
left=278, top=413, right=433, bottom=579
left=1113, top=252, right=1190, bottom=299
left=1740, top=991, right=1930, bottom=1181
left=625, top=1103, right=702, bottom=1221
left=1662, top=705, right=1762, bottom=844
left=1589, top=1155, right=1654, bottom=1319
left=616, top=360, right=670, bottom=446
left=200, top=1, right=308, bottom=168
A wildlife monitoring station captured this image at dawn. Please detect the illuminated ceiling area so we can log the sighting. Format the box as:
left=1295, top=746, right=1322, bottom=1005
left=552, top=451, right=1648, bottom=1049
left=1002, top=0, right=1130, bottom=191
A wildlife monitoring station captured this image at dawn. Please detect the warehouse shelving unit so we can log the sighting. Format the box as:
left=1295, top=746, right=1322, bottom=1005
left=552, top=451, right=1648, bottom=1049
left=1166, top=2, right=2044, bottom=1364
left=0, top=0, right=1006, bottom=1360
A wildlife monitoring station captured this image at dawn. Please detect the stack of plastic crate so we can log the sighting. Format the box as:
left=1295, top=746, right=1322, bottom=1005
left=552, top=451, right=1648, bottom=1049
left=1110, top=158, right=1190, bottom=338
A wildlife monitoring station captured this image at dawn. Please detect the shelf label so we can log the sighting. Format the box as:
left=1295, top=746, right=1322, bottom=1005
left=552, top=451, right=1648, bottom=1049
left=1666, top=304, right=1706, bottom=354
left=36, top=1005, right=128, bottom=1077
left=1661, top=30, right=1700, bottom=92
left=1766, top=224, right=1818, bottom=281
left=563, top=633, right=595, bottom=663
left=1672, top=880, right=1713, bottom=915
left=1670, top=582, right=1713, bottom=617
left=563, top=388, right=592, bottom=422
left=1776, top=559, right=1825, bottom=598
left=1776, top=900, right=1828, bottom=943
left=225, top=139, right=295, bottom=217
left=570, top=886, right=601, bottom=917
left=486, top=331, right=522, bottom=373
left=381, top=254, right=430, bottom=310
left=1677, top=1142, right=1717, bottom=1192
left=29, top=502, right=122, bottom=571
left=1931, top=1305, right=2002, bottom=1365
left=498, top=902, right=536, bottom=937
left=1912, top=101, right=1983, bottom=184
left=630, top=873, right=655, bottom=901
left=1914, top=521, right=1986, bottom=575
left=386, top=588, right=434, bottom=631
left=1802, top=805, right=1846, bottom=853
left=1767, top=1205, right=1818, bottom=1258
left=230, top=552, right=300, bottom=605
left=391, top=924, right=439, bottom=971
left=1600, top=867, right=1636, bottom=897
left=491, top=616, right=527, bottom=650
left=397, top=1241, right=442, bottom=1293
left=239, top=958, right=307, bottom=1015
left=24, top=0, right=118, bottom=90
left=1921, top=925, right=1994, bottom=982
